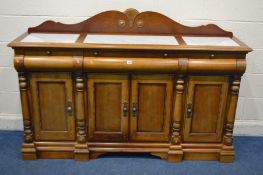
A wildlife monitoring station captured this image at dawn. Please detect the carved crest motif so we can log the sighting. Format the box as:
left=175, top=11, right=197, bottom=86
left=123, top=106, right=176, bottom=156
left=28, top=8, right=232, bottom=37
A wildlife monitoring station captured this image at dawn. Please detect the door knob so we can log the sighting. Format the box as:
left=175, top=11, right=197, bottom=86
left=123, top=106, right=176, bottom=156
left=67, top=101, right=73, bottom=116
left=132, top=103, right=137, bottom=117
left=187, top=104, right=193, bottom=118
left=122, top=102, right=128, bottom=117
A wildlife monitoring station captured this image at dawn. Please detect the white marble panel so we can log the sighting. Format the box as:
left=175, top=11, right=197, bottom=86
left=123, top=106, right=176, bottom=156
left=84, top=34, right=179, bottom=45
left=183, top=36, right=239, bottom=46
left=22, top=33, right=79, bottom=43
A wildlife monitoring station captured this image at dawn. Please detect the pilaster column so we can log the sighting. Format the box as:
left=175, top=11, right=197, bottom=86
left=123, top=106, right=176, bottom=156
left=220, top=76, right=241, bottom=162
left=74, top=73, right=89, bottom=161
left=168, top=75, right=185, bottom=162
left=19, top=72, right=37, bottom=160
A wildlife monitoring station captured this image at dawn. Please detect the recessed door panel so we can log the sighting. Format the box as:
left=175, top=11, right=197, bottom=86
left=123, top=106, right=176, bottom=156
left=88, top=74, right=129, bottom=141
left=137, top=84, right=166, bottom=132
left=95, top=83, right=122, bottom=132
left=30, top=73, right=75, bottom=141
left=183, top=76, right=228, bottom=142
left=130, top=75, right=173, bottom=141
left=191, top=84, right=222, bottom=133
left=38, top=82, right=68, bottom=131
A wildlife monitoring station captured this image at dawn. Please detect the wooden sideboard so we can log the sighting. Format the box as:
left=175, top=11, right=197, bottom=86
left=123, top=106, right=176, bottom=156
left=8, top=8, right=252, bottom=162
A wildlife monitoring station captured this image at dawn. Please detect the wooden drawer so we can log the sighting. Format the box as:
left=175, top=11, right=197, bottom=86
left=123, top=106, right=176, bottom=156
left=24, top=48, right=75, bottom=56
left=83, top=57, right=179, bottom=73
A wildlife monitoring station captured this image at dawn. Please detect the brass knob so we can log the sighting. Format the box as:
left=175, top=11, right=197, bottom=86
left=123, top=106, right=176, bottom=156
left=67, top=105, right=72, bottom=112
left=46, top=50, right=52, bottom=55
left=186, top=104, right=193, bottom=118
left=132, top=103, right=137, bottom=117
left=123, top=102, right=128, bottom=117
left=93, top=51, right=99, bottom=56
left=67, top=102, right=72, bottom=116
left=210, top=54, right=216, bottom=58
left=163, top=53, right=168, bottom=57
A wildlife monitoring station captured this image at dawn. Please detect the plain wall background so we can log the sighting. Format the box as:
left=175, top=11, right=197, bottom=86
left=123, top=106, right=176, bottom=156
left=0, top=0, right=262, bottom=135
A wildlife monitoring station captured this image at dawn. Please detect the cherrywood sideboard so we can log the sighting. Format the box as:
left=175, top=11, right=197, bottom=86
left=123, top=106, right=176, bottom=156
left=8, top=8, right=252, bottom=162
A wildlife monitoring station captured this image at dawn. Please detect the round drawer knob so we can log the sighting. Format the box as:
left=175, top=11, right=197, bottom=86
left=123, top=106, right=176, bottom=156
left=46, top=50, right=52, bottom=55
left=163, top=53, right=168, bottom=57
left=93, top=51, right=99, bottom=56
left=210, top=54, right=216, bottom=58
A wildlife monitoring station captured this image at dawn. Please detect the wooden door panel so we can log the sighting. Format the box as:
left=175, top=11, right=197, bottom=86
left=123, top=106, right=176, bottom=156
left=183, top=76, right=228, bottom=142
left=130, top=75, right=173, bottom=142
left=30, top=73, right=75, bottom=141
left=191, top=84, right=222, bottom=133
left=38, top=82, right=68, bottom=131
left=87, top=74, right=129, bottom=141
left=137, top=84, right=166, bottom=132
left=95, top=83, right=122, bottom=132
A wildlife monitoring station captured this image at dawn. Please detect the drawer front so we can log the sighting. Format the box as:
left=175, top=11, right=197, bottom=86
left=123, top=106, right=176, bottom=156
left=83, top=57, right=179, bottom=73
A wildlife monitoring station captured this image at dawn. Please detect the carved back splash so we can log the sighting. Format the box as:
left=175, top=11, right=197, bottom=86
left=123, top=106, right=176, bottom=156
left=29, top=8, right=233, bottom=37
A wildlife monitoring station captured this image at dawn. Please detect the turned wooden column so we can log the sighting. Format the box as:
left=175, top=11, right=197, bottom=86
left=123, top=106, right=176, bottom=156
left=19, top=72, right=37, bottom=160
left=220, top=75, right=241, bottom=162
left=74, top=73, right=89, bottom=160
left=168, top=58, right=187, bottom=162
left=168, top=76, right=185, bottom=162
left=73, top=50, right=89, bottom=160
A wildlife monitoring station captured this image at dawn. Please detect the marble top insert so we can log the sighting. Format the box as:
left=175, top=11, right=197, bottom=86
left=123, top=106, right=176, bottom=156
left=182, top=36, right=239, bottom=46
left=22, top=33, right=79, bottom=43
left=84, top=34, right=179, bottom=45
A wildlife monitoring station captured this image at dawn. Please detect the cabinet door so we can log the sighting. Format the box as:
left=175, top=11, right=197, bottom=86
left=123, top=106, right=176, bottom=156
left=130, top=75, right=173, bottom=141
left=183, top=76, right=228, bottom=142
left=87, top=74, right=129, bottom=141
left=30, top=73, right=75, bottom=141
